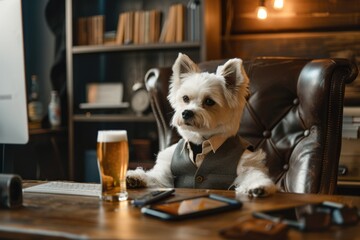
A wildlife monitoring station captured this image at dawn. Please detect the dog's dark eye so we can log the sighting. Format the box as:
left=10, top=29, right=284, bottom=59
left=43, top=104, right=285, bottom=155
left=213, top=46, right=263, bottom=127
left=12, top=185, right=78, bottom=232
left=204, top=98, right=215, bottom=106
left=183, top=95, right=190, bottom=103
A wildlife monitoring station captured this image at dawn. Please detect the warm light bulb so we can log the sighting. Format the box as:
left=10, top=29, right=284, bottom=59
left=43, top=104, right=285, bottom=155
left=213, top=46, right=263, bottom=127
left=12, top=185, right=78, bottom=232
left=257, top=6, right=268, bottom=19
left=273, top=0, right=284, bottom=9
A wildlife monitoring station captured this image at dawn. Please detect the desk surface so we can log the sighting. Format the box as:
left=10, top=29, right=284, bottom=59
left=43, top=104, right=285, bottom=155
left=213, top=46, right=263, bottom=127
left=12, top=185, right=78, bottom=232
left=1, top=182, right=359, bottom=240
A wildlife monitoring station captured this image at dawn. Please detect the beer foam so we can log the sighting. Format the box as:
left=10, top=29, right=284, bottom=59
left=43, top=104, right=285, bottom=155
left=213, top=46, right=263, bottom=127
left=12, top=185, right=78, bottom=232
left=97, top=130, right=128, bottom=142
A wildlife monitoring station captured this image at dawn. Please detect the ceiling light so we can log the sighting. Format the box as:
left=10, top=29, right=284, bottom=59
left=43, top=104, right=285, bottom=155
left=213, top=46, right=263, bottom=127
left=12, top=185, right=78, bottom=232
left=257, top=0, right=268, bottom=20
left=273, top=0, right=284, bottom=10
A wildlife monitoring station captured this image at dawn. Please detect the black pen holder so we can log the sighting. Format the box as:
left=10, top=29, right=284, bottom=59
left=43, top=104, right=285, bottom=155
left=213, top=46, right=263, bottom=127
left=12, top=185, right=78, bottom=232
left=0, top=174, right=23, bottom=208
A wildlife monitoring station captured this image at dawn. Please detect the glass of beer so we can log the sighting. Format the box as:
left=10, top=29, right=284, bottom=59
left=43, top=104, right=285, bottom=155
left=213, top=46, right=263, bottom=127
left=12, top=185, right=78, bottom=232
left=96, top=130, right=129, bottom=201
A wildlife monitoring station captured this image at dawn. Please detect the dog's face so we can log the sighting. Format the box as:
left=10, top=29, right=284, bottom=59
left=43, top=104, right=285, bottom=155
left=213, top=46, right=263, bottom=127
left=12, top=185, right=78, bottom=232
left=168, top=53, right=250, bottom=144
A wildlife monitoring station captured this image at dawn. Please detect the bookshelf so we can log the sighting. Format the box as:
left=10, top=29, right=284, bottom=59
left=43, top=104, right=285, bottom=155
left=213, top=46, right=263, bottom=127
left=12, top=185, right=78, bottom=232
left=72, top=42, right=201, bottom=54
left=65, top=0, right=219, bottom=181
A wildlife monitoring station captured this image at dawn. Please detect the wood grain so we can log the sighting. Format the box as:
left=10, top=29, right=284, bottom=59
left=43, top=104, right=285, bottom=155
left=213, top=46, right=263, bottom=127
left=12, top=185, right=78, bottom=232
left=0, top=183, right=359, bottom=239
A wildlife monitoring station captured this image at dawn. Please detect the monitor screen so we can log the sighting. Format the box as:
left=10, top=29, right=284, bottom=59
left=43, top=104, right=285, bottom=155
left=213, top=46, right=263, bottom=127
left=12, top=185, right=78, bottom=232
left=0, top=0, right=29, bottom=144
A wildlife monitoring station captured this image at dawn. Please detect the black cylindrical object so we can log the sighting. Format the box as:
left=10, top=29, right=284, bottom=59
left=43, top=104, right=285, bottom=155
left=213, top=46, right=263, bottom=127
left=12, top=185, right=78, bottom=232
left=0, top=174, right=23, bottom=208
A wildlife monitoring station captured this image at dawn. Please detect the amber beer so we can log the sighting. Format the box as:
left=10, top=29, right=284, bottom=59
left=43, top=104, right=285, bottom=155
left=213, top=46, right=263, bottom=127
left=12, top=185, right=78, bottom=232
left=97, top=130, right=129, bottom=201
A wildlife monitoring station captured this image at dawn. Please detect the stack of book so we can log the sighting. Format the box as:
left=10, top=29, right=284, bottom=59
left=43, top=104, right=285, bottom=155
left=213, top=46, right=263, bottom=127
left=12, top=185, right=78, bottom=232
left=76, top=15, right=104, bottom=45
left=75, top=1, right=201, bottom=46
left=160, top=1, right=201, bottom=43
left=116, top=10, right=162, bottom=45
left=159, top=4, right=185, bottom=43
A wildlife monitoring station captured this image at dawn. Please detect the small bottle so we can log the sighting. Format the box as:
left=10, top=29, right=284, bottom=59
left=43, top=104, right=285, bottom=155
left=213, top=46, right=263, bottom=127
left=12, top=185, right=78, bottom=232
left=28, top=75, right=43, bottom=122
left=48, top=90, right=61, bottom=128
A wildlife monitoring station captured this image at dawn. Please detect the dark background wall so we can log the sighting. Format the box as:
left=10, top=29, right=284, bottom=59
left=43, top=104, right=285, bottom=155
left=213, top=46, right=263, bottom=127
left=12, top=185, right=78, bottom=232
left=22, top=0, right=56, bottom=116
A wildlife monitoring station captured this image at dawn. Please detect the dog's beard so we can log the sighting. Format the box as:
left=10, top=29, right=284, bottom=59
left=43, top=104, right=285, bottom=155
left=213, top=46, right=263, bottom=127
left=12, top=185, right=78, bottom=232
left=173, top=109, right=210, bottom=130
left=172, top=106, right=241, bottom=142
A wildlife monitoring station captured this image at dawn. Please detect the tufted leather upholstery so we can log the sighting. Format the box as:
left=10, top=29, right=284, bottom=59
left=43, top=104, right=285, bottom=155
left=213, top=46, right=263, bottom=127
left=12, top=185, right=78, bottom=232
left=144, top=57, right=358, bottom=194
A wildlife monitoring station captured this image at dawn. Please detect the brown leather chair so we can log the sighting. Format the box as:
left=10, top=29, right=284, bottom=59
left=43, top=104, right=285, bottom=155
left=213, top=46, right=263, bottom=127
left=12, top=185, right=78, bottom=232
left=144, top=57, right=358, bottom=194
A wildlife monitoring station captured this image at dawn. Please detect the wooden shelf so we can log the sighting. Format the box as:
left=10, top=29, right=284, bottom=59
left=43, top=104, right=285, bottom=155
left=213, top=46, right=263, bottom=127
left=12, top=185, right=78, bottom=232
left=73, top=42, right=201, bottom=54
left=221, top=30, right=360, bottom=41
left=338, top=180, right=360, bottom=187
left=29, top=127, right=67, bottom=135
left=65, top=0, right=211, bottom=181
left=73, top=114, right=156, bottom=122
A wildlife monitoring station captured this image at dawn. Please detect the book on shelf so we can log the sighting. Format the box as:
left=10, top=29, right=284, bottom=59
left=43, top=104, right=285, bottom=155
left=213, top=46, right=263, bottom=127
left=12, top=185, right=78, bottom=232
left=159, top=1, right=201, bottom=43
left=116, top=10, right=161, bottom=45
left=186, top=0, right=201, bottom=42
left=124, top=11, right=134, bottom=44
left=176, top=4, right=185, bottom=43
left=160, top=4, right=185, bottom=43
left=116, top=13, right=126, bottom=44
left=76, top=15, right=104, bottom=46
left=150, top=10, right=162, bottom=43
left=133, top=11, right=141, bottom=44
left=77, top=17, right=88, bottom=45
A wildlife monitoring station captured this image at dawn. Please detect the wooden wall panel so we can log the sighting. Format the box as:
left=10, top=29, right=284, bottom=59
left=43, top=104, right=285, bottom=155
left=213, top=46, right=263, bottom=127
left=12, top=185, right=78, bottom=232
left=224, top=0, right=360, bottom=33
left=218, top=0, right=360, bottom=101
left=222, top=31, right=360, bottom=59
left=203, top=0, right=222, bottom=60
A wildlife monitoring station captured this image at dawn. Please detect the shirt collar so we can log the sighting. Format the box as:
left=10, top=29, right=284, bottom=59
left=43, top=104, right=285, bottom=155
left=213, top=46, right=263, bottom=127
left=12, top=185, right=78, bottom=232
left=205, top=134, right=228, bottom=152
left=181, top=134, right=229, bottom=153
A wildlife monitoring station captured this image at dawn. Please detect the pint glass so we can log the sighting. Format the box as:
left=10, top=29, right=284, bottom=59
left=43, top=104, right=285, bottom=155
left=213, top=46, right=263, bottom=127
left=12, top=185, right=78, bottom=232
left=97, top=130, right=129, bottom=201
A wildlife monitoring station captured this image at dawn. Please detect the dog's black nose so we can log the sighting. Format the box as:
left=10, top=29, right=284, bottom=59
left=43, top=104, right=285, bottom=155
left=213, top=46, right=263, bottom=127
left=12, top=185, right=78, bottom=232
left=182, top=110, right=194, bottom=120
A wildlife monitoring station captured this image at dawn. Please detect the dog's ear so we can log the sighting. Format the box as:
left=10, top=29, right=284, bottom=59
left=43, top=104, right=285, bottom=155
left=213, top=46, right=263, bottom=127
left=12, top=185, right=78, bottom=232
left=172, top=53, right=200, bottom=81
left=217, top=58, right=248, bottom=90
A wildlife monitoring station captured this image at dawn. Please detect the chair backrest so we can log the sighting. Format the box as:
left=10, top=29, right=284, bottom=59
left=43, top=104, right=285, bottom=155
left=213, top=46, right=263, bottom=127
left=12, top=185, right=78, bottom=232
left=145, top=57, right=358, bottom=194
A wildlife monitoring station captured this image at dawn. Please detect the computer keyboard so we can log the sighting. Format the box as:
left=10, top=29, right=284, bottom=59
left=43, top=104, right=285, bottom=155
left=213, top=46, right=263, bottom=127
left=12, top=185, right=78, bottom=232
left=23, top=181, right=101, bottom=197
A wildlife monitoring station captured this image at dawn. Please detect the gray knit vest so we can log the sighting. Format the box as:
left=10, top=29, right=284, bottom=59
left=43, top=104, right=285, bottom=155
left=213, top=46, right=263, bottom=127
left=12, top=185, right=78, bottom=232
left=170, top=135, right=251, bottom=189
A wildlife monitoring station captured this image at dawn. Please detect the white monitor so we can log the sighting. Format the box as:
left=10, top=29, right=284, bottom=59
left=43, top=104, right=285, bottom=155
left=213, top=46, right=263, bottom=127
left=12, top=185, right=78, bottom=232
left=0, top=0, right=29, bottom=144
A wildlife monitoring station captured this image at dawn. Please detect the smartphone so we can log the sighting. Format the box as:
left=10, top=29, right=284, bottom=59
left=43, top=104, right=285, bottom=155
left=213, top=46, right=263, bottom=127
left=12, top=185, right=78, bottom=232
left=253, top=201, right=359, bottom=231
left=253, top=203, right=333, bottom=231
left=131, top=189, right=175, bottom=207
left=141, top=194, right=242, bottom=220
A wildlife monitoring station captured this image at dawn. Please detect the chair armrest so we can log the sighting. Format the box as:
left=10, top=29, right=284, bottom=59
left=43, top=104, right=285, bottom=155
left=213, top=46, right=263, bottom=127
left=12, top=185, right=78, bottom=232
left=145, top=67, right=180, bottom=150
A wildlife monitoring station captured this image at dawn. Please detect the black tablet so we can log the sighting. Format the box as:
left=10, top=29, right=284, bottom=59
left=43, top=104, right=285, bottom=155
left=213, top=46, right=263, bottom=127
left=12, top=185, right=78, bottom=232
left=141, top=194, right=242, bottom=220
left=253, top=201, right=359, bottom=231
left=253, top=203, right=331, bottom=231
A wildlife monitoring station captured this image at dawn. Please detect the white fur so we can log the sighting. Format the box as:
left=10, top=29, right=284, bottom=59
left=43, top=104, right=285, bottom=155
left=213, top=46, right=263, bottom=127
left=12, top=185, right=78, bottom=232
left=127, top=53, right=277, bottom=197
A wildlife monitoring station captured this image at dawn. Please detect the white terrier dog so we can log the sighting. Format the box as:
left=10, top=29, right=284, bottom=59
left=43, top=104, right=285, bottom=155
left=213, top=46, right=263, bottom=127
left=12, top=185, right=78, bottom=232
left=127, top=53, right=276, bottom=197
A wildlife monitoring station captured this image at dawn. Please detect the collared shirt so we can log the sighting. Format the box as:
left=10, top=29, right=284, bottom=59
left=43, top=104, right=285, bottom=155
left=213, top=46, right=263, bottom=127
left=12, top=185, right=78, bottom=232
left=181, top=134, right=229, bottom=168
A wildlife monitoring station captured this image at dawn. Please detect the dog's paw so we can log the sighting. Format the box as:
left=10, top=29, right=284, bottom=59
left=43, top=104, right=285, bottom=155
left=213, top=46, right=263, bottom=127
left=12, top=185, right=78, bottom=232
left=126, top=168, right=148, bottom=188
left=248, top=187, right=267, bottom=198
left=251, top=184, right=277, bottom=197
left=126, top=176, right=147, bottom=188
left=236, top=183, right=277, bottom=198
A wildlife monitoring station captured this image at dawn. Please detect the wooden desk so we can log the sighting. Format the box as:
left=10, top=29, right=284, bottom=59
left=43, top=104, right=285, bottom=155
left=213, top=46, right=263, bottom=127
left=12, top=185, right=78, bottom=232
left=1, top=184, right=359, bottom=240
